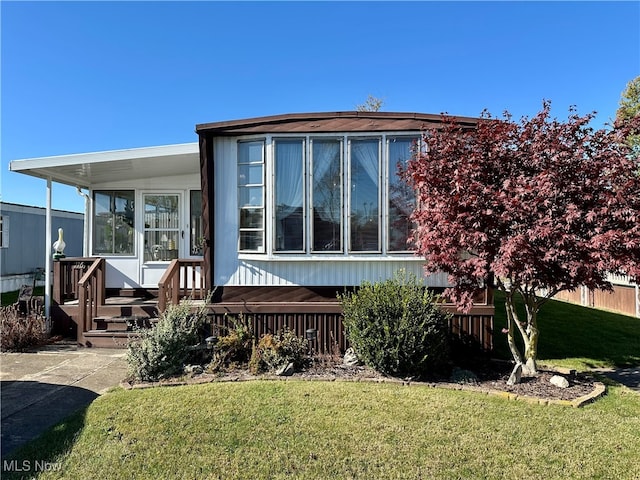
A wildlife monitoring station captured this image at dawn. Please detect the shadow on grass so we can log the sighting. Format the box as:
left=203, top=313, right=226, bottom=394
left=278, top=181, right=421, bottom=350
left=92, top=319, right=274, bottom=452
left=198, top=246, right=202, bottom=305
left=1, top=381, right=94, bottom=479
left=493, top=290, right=640, bottom=368
left=1, top=408, right=87, bottom=479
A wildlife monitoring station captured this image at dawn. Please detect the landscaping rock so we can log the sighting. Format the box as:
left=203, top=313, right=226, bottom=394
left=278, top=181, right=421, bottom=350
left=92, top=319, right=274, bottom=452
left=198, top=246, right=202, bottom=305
left=343, top=348, right=361, bottom=366
left=276, top=362, right=295, bottom=376
left=507, top=363, right=523, bottom=386
left=450, top=368, right=479, bottom=384
left=550, top=374, right=570, bottom=389
left=184, top=364, right=203, bottom=375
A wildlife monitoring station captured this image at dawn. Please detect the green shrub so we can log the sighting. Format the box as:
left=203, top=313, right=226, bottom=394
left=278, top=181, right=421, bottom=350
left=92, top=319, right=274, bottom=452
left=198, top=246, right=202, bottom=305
left=249, top=328, right=309, bottom=374
left=127, top=299, right=210, bottom=382
left=338, top=271, right=451, bottom=378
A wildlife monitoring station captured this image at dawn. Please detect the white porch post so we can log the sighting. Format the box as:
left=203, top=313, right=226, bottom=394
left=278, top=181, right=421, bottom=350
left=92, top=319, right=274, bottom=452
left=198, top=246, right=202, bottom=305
left=45, top=177, right=52, bottom=331
left=76, top=187, right=90, bottom=256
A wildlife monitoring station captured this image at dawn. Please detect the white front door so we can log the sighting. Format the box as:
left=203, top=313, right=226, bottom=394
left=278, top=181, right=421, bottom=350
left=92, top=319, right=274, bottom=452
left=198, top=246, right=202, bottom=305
left=140, top=193, right=182, bottom=287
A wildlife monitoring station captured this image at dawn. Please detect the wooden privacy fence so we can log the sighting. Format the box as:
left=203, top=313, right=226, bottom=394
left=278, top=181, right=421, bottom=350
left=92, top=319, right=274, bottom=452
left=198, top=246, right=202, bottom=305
left=207, top=310, right=493, bottom=355
left=553, top=276, right=640, bottom=318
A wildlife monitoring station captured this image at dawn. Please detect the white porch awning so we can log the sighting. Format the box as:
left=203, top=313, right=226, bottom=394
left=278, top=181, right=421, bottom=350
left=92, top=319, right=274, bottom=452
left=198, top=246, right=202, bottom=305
left=9, top=142, right=200, bottom=188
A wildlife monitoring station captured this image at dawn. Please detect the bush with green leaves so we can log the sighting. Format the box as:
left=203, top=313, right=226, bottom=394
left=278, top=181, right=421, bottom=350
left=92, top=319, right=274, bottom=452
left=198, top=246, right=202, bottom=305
left=127, top=298, right=210, bottom=382
left=249, top=328, right=309, bottom=374
left=338, top=271, right=451, bottom=378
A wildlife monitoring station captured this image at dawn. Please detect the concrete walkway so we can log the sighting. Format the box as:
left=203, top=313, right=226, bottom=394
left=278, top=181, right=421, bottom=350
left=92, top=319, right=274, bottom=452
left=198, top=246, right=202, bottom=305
left=1, top=342, right=127, bottom=457
left=596, top=366, right=640, bottom=393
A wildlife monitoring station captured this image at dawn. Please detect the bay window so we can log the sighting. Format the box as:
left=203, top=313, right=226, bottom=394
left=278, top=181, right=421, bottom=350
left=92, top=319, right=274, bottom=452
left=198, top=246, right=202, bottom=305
left=237, top=134, right=417, bottom=256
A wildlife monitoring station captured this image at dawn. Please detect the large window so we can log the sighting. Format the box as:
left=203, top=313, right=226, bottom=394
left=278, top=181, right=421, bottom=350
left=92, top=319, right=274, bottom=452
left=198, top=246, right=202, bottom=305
left=238, top=134, right=417, bottom=255
left=238, top=141, right=265, bottom=252
left=388, top=137, right=417, bottom=251
left=311, top=139, right=342, bottom=252
left=274, top=139, right=304, bottom=252
left=350, top=139, right=380, bottom=252
left=93, top=190, right=135, bottom=255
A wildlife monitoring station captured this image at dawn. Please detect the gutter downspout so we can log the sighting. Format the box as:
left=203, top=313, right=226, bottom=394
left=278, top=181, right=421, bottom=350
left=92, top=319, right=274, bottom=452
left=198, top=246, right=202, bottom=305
left=76, top=187, right=90, bottom=256
left=45, top=178, right=52, bottom=332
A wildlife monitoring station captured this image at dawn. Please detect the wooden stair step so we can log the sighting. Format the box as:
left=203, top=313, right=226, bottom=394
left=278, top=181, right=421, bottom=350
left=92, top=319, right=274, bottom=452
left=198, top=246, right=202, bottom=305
left=93, top=315, right=154, bottom=332
left=82, top=330, right=135, bottom=348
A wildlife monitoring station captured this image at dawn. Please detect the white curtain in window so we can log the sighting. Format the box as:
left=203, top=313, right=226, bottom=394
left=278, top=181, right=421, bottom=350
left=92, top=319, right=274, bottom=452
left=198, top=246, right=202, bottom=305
left=351, top=140, right=379, bottom=187
left=275, top=141, right=304, bottom=216
left=312, top=141, right=341, bottom=223
left=350, top=139, right=380, bottom=251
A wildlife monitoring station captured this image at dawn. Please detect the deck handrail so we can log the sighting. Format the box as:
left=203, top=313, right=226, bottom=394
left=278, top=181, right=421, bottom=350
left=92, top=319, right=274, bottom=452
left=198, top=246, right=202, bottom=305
left=77, top=257, right=106, bottom=339
left=53, top=257, right=101, bottom=304
left=158, top=259, right=206, bottom=313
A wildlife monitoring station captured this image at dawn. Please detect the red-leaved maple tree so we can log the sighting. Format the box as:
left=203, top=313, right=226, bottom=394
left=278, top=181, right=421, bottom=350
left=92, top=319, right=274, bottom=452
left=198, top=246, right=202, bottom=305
left=403, top=101, right=640, bottom=374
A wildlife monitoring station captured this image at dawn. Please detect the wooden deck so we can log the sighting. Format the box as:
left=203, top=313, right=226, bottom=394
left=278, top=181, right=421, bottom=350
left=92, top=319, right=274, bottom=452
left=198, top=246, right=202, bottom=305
left=51, top=258, right=494, bottom=353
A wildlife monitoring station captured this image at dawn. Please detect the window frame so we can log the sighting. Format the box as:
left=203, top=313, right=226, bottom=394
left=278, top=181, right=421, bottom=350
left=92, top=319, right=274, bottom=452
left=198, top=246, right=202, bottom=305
left=237, top=139, right=266, bottom=253
left=347, top=137, right=382, bottom=253
left=0, top=216, right=7, bottom=248
left=91, top=190, right=136, bottom=256
left=273, top=137, right=306, bottom=253
left=237, top=132, right=419, bottom=258
left=310, top=137, right=344, bottom=254
left=189, top=190, right=204, bottom=257
left=386, top=136, right=419, bottom=253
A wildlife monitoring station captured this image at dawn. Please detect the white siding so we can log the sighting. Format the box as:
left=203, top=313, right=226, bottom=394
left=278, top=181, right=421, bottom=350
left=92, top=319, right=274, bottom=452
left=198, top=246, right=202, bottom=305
left=222, top=259, right=448, bottom=287
left=92, top=173, right=201, bottom=289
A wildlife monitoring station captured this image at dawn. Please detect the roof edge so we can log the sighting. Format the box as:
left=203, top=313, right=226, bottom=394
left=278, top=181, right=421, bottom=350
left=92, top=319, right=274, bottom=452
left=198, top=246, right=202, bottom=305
left=195, top=111, right=480, bottom=133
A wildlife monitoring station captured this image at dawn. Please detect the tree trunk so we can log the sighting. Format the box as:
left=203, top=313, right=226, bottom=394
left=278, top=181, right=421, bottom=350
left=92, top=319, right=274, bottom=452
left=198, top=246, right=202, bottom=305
left=522, top=296, right=539, bottom=375
left=503, top=288, right=539, bottom=375
left=503, top=290, right=524, bottom=366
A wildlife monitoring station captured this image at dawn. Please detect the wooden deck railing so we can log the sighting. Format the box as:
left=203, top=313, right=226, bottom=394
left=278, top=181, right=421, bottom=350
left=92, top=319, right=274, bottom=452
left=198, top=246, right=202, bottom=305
left=158, top=259, right=206, bottom=313
left=53, top=257, right=102, bottom=304
left=76, top=257, right=106, bottom=338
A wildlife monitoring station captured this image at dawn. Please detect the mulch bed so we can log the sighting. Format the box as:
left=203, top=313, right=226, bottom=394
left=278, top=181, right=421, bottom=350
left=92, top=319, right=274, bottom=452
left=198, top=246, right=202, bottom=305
left=465, top=361, right=598, bottom=402
left=123, top=357, right=604, bottom=406
left=295, top=359, right=599, bottom=402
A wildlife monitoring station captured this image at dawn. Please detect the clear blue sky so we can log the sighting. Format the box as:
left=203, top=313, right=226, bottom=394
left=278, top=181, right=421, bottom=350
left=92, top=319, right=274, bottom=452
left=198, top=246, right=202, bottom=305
left=2, top=1, right=639, bottom=213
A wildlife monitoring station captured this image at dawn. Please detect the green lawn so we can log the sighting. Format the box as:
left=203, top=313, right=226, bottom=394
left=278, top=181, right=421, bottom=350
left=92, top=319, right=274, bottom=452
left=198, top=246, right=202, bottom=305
left=3, top=381, right=640, bottom=480
left=3, top=291, right=640, bottom=479
left=1, top=287, right=45, bottom=307
left=492, top=291, right=640, bottom=370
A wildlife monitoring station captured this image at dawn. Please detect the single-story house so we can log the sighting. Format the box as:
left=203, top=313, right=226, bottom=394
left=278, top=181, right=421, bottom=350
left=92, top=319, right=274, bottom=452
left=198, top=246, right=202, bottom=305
left=9, top=111, right=494, bottom=350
